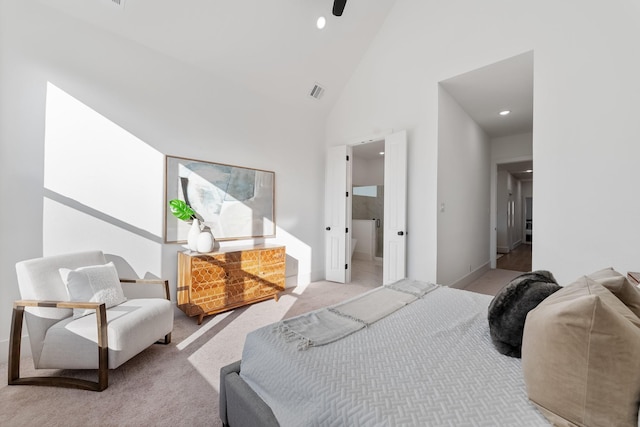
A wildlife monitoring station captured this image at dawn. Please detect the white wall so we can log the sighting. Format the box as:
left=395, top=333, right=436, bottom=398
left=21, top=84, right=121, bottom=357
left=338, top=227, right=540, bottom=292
left=0, top=2, right=326, bottom=360
left=352, top=156, right=384, bottom=186
left=496, top=170, right=509, bottom=253
left=522, top=181, right=533, bottom=200
left=497, top=172, right=522, bottom=252
left=328, top=0, right=640, bottom=286
left=511, top=177, right=523, bottom=249
left=436, top=87, right=491, bottom=285
left=492, top=132, right=533, bottom=163
left=522, top=181, right=533, bottom=242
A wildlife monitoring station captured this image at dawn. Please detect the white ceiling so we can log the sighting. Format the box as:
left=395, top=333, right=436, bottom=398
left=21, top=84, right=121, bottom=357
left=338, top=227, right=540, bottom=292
left=353, top=139, right=385, bottom=161
left=38, top=0, right=397, bottom=112
left=440, top=51, right=534, bottom=139
left=498, top=160, right=533, bottom=181
left=441, top=51, right=534, bottom=180
left=39, top=0, right=533, bottom=175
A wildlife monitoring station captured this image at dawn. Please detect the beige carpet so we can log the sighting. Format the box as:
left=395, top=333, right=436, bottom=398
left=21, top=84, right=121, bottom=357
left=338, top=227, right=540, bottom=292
left=0, top=280, right=378, bottom=427
left=0, top=267, right=511, bottom=426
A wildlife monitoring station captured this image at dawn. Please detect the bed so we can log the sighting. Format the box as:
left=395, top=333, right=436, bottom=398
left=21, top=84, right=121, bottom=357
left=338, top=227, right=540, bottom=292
left=219, top=280, right=551, bottom=426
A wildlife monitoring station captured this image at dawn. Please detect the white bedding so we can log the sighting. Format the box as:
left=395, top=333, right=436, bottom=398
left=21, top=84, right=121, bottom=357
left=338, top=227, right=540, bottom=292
left=240, top=285, right=550, bottom=426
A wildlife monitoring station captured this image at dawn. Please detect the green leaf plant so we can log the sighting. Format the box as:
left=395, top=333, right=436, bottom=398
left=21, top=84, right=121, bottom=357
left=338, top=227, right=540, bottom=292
left=169, top=199, right=196, bottom=221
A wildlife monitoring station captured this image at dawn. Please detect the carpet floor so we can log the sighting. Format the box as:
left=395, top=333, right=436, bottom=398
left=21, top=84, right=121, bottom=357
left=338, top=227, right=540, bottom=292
left=0, top=267, right=511, bottom=426
left=0, top=280, right=378, bottom=427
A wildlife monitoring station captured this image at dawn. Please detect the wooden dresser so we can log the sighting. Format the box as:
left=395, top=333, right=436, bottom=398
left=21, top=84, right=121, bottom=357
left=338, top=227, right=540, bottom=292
left=177, top=244, right=286, bottom=324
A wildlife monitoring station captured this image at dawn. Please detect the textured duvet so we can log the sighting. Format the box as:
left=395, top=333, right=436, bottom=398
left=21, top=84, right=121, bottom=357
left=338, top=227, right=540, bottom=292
left=240, top=285, right=550, bottom=426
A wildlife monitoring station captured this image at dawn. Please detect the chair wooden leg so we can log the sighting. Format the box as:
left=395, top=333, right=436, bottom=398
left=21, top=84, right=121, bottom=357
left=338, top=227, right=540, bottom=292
left=96, top=304, right=109, bottom=391
left=8, top=303, right=109, bottom=392
left=8, top=305, right=25, bottom=385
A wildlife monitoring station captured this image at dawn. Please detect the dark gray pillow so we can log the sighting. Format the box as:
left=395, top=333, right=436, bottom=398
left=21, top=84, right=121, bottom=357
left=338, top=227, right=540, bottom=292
left=488, top=270, right=561, bottom=358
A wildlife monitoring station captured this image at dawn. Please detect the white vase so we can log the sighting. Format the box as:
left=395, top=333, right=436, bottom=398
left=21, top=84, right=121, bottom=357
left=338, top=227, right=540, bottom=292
left=187, top=219, right=201, bottom=251
left=196, top=229, right=215, bottom=253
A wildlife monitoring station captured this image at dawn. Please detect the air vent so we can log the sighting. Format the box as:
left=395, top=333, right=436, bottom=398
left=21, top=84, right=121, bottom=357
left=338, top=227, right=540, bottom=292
left=101, top=0, right=126, bottom=9
left=309, top=83, right=326, bottom=100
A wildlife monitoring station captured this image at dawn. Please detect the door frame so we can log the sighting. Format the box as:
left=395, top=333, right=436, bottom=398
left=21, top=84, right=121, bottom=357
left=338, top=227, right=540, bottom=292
left=345, top=132, right=392, bottom=283
left=490, top=155, right=532, bottom=268
left=345, top=129, right=406, bottom=284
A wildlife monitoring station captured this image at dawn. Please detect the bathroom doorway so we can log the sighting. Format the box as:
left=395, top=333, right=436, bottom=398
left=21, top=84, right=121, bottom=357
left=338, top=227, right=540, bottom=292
left=351, top=140, right=385, bottom=285
left=325, top=130, right=406, bottom=285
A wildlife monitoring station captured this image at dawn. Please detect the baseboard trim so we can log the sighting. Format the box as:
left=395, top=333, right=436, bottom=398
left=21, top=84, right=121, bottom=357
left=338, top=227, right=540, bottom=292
left=449, top=262, right=491, bottom=290
left=286, top=271, right=313, bottom=288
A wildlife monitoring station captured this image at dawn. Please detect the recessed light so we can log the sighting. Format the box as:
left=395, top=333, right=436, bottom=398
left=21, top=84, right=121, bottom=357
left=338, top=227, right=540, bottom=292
left=525, top=169, right=533, bottom=173
left=316, top=16, right=326, bottom=29
left=379, top=151, right=385, bottom=156
left=499, top=110, right=511, bottom=116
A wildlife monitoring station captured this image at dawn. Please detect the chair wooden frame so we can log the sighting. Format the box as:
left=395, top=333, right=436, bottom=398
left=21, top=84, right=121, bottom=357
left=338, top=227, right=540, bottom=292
left=8, top=278, right=172, bottom=392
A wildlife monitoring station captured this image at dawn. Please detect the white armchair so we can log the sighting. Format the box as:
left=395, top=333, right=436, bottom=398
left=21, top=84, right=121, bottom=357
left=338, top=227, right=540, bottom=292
left=9, top=250, right=174, bottom=391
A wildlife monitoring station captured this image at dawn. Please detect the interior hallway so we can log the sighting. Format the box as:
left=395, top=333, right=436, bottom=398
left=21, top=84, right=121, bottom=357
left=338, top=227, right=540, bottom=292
left=463, top=269, right=521, bottom=296
left=497, top=244, right=532, bottom=272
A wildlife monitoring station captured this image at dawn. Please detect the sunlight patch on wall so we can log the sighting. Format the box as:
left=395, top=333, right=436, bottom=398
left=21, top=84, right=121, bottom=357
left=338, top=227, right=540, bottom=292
left=43, top=197, right=163, bottom=277
left=43, top=82, right=164, bottom=237
left=273, top=225, right=312, bottom=289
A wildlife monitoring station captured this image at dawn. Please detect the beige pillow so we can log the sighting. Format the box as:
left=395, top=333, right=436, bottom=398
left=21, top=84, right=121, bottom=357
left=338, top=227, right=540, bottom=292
left=588, top=267, right=640, bottom=317
left=522, top=276, right=640, bottom=427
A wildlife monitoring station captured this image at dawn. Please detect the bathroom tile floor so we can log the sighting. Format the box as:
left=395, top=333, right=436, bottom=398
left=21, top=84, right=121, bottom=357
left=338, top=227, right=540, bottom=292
left=351, top=258, right=383, bottom=287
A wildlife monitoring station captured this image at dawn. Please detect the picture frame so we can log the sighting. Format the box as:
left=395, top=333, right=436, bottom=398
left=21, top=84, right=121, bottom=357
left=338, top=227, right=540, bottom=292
left=164, top=155, right=275, bottom=243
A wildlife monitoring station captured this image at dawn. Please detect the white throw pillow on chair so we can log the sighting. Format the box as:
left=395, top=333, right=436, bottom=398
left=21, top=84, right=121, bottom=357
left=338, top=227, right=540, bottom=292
left=59, top=262, right=127, bottom=319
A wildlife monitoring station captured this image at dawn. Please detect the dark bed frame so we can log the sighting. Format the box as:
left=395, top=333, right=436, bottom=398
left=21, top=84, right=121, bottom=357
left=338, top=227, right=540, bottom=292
left=220, top=360, right=280, bottom=427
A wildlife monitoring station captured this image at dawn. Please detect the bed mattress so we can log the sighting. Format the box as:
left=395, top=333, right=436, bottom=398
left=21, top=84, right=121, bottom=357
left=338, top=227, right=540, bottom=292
left=239, top=285, right=550, bottom=426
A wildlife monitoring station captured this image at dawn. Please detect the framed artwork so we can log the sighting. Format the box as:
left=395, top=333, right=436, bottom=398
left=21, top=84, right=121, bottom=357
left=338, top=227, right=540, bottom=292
left=164, top=155, right=275, bottom=243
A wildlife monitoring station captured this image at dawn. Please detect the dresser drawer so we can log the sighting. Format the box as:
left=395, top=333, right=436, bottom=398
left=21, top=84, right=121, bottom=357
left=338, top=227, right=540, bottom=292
left=177, top=245, right=286, bottom=324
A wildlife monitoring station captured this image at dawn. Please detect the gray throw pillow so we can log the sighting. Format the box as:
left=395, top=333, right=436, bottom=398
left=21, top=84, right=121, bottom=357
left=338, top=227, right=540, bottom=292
left=488, top=270, right=560, bottom=358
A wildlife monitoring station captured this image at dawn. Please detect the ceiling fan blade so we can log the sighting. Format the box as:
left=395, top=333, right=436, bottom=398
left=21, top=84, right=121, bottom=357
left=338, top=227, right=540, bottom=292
left=332, top=0, right=347, bottom=16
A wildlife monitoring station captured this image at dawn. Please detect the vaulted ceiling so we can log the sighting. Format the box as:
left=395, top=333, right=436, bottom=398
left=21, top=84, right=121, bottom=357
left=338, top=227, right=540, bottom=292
left=38, top=0, right=397, bottom=112
left=39, top=0, right=533, bottom=141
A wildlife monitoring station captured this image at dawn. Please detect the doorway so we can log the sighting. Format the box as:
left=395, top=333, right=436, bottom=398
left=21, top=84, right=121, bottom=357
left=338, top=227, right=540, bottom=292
left=324, top=130, right=407, bottom=285
left=351, top=140, right=385, bottom=285
left=496, top=244, right=532, bottom=272
left=437, top=51, right=534, bottom=283
left=495, top=160, right=533, bottom=272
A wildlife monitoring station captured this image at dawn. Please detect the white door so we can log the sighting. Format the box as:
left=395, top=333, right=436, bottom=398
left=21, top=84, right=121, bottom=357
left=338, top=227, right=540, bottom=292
left=383, top=130, right=408, bottom=285
left=324, top=145, right=352, bottom=283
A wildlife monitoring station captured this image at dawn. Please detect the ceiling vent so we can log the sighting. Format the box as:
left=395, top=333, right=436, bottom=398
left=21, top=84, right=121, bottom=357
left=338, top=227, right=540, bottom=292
left=309, top=83, right=326, bottom=100
left=102, top=0, right=126, bottom=9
